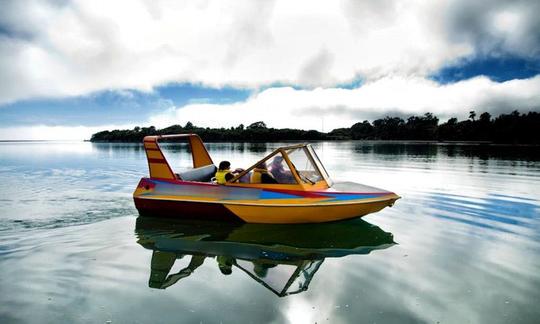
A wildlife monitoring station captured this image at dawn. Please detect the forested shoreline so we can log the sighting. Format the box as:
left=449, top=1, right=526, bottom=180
left=90, top=110, right=540, bottom=144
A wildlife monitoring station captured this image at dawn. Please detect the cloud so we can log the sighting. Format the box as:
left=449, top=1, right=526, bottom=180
left=1, top=0, right=540, bottom=104
left=445, top=0, right=540, bottom=58
left=148, top=76, right=540, bottom=131
left=4, top=75, right=538, bottom=139
left=298, top=48, right=335, bottom=87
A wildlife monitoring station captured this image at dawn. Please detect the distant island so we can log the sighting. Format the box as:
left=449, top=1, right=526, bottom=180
left=90, top=110, right=539, bottom=144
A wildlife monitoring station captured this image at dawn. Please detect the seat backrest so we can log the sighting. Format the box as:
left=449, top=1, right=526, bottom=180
left=177, top=164, right=217, bottom=182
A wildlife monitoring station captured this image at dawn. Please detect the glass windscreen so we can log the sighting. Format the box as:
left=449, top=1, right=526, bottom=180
left=285, top=147, right=323, bottom=184
left=267, top=152, right=297, bottom=184
left=306, top=145, right=332, bottom=184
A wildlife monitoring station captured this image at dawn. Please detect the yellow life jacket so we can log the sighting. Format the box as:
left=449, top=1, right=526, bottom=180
left=250, top=168, right=267, bottom=184
left=215, top=169, right=230, bottom=184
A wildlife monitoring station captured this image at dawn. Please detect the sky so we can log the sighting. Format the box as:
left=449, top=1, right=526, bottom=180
left=1, top=0, right=539, bottom=140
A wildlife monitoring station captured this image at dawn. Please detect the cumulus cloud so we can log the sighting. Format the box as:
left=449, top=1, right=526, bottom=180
left=4, top=75, right=538, bottom=139
left=148, top=76, right=540, bottom=131
left=445, top=0, right=540, bottom=58
left=1, top=0, right=540, bottom=104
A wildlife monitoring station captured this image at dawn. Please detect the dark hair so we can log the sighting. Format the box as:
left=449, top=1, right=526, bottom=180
left=218, top=161, right=231, bottom=170
left=219, top=265, right=232, bottom=275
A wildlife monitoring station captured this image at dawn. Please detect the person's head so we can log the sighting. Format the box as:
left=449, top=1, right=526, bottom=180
left=218, top=161, right=231, bottom=171
left=219, top=264, right=232, bottom=275
left=271, top=156, right=284, bottom=165
left=255, top=162, right=267, bottom=170
left=218, top=256, right=233, bottom=275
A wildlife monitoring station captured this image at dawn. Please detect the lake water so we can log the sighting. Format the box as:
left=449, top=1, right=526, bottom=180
left=0, top=141, right=539, bottom=324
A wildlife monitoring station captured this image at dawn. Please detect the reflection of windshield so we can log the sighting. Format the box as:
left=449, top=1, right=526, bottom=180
left=286, top=148, right=323, bottom=184
left=235, top=259, right=323, bottom=297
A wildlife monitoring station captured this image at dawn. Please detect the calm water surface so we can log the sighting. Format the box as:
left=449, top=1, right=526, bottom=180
left=0, top=141, right=539, bottom=324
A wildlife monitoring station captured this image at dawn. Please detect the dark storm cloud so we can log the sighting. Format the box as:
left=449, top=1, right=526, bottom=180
left=0, top=0, right=69, bottom=40
left=445, top=0, right=540, bottom=57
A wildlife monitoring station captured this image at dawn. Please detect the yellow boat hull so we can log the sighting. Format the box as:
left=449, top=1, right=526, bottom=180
left=224, top=197, right=398, bottom=223
left=134, top=178, right=399, bottom=224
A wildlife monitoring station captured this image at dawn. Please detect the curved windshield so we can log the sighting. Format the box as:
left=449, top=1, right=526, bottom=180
left=306, top=145, right=332, bottom=185
left=267, top=153, right=297, bottom=184
left=229, top=145, right=329, bottom=186
left=285, top=147, right=323, bottom=184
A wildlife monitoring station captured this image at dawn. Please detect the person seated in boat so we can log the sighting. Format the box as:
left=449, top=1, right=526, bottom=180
left=238, top=171, right=251, bottom=183
left=269, top=156, right=295, bottom=183
left=215, top=161, right=238, bottom=184
left=217, top=255, right=234, bottom=275
left=251, top=162, right=278, bottom=184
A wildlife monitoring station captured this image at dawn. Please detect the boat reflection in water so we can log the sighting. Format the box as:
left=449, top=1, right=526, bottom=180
left=135, top=217, right=395, bottom=297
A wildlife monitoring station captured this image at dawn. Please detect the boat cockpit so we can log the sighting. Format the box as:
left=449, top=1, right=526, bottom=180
left=143, top=134, right=333, bottom=191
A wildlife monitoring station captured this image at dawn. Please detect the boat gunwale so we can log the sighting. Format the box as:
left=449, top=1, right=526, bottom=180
left=139, top=177, right=396, bottom=196
left=134, top=193, right=401, bottom=208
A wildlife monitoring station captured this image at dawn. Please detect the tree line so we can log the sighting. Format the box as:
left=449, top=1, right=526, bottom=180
left=90, top=110, right=540, bottom=144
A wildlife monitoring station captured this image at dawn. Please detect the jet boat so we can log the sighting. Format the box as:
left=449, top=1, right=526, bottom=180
left=133, top=134, right=399, bottom=223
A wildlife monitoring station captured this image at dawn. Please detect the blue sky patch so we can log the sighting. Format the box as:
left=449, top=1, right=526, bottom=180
left=155, top=83, right=251, bottom=106
left=335, top=78, right=363, bottom=89
left=0, top=83, right=252, bottom=127
left=431, top=56, right=540, bottom=84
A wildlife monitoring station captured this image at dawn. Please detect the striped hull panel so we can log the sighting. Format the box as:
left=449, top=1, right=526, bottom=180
left=133, top=178, right=399, bottom=224
left=134, top=195, right=399, bottom=224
